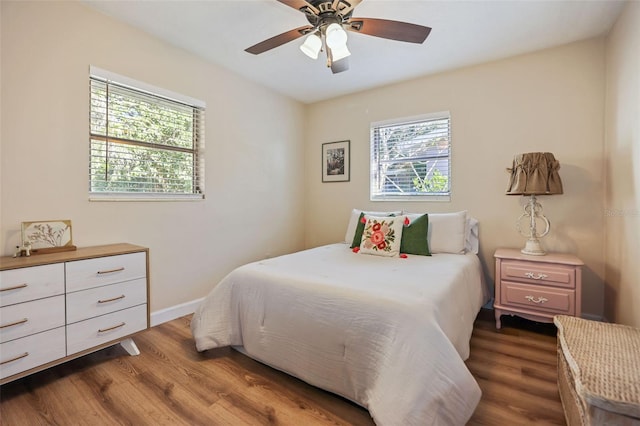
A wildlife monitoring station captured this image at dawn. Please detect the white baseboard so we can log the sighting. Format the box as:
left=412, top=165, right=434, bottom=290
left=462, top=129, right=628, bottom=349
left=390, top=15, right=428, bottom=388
left=150, top=297, right=204, bottom=327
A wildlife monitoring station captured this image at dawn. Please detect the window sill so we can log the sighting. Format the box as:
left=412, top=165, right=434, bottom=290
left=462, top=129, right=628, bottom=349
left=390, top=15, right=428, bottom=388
left=370, top=194, right=451, bottom=202
left=89, top=192, right=204, bottom=202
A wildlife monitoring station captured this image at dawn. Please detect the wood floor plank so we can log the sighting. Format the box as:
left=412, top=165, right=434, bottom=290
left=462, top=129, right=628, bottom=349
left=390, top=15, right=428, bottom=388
left=469, top=350, right=558, bottom=385
left=0, top=311, right=565, bottom=425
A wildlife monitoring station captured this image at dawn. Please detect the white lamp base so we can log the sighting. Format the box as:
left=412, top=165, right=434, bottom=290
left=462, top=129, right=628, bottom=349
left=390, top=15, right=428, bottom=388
left=521, top=238, right=546, bottom=256
left=516, top=194, right=551, bottom=256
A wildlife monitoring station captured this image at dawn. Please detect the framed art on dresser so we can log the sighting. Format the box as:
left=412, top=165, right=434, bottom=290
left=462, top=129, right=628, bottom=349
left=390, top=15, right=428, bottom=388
left=21, top=220, right=75, bottom=254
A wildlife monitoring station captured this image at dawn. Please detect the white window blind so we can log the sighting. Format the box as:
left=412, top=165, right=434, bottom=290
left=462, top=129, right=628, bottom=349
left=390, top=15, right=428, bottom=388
left=89, top=67, right=205, bottom=200
left=370, top=112, right=451, bottom=201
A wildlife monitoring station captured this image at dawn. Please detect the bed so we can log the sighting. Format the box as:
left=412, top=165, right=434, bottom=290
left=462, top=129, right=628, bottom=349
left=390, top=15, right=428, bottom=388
left=191, top=210, right=488, bottom=425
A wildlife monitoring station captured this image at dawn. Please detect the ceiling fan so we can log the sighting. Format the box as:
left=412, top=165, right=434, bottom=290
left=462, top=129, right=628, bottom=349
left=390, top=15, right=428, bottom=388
left=245, top=0, right=432, bottom=74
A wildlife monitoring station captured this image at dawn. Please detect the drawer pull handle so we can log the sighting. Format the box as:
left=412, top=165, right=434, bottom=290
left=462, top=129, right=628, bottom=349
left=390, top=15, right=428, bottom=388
left=98, top=322, right=126, bottom=333
left=525, top=272, right=548, bottom=280
left=0, top=352, right=29, bottom=365
left=525, top=295, right=549, bottom=304
left=98, top=295, right=126, bottom=304
left=0, top=318, right=29, bottom=329
left=0, top=283, right=28, bottom=292
left=97, top=267, right=125, bottom=275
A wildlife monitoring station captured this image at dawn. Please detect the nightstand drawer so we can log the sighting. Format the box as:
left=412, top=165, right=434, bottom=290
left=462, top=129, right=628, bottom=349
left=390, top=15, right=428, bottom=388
left=66, top=252, right=146, bottom=292
left=501, top=281, right=575, bottom=315
left=66, top=304, right=147, bottom=355
left=501, top=260, right=575, bottom=288
left=0, top=264, right=65, bottom=307
left=0, top=295, right=65, bottom=343
left=66, top=278, right=147, bottom=324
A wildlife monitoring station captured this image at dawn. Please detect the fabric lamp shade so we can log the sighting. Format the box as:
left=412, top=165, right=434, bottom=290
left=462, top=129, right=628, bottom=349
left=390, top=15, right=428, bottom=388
left=506, top=152, right=563, bottom=195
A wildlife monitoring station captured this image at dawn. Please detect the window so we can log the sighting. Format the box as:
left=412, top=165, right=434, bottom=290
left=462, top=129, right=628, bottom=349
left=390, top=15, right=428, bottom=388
left=89, top=67, right=205, bottom=200
left=370, top=112, right=451, bottom=201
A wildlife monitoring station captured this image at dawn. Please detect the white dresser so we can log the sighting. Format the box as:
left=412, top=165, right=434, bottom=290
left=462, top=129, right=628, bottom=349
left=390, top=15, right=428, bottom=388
left=0, top=243, right=149, bottom=384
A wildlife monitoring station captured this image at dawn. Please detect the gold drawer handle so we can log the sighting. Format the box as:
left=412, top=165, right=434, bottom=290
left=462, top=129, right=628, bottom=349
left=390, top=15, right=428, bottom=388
left=98, top=322, right=126, bottom=333
left=525, top=295, right=549, bottom=304
left=0, top=352, right=29, bottom=365
left=97, top=267, right=125, bottom=275
left=98, top=295, right=125, bottom=304
left=524, top=272, right=548, bottom=280
left=0, top=318, right=29, bottom=329
left=0, top=283, right=28, bottom=292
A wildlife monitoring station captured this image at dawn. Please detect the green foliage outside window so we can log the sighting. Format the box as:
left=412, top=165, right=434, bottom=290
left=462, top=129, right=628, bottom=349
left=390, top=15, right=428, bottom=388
left=412, top=168, right=449, bottom=193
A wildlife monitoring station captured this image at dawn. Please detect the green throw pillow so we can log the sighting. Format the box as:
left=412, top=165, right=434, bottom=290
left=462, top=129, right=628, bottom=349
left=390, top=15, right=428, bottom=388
left=400, top=214, right=431, bottom=256
left=350, top=212, right=367, bottom=248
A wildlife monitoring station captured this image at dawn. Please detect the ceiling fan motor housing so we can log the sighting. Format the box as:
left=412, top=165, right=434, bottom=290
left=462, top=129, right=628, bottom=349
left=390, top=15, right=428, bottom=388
left=302, top=1, right=355, bottom=28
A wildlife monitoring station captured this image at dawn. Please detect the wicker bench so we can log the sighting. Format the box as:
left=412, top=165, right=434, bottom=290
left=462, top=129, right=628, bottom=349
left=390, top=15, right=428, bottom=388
left=554, top=315, right=640, bottom=425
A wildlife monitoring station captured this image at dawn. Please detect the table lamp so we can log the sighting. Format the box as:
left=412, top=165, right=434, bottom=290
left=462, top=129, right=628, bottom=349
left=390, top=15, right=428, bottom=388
left=506, top=152, right=563, bottom=255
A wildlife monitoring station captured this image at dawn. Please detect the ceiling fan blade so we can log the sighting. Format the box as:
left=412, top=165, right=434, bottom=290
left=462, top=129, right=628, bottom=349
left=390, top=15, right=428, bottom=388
left=276, top=0, right=319, bottom=15
left=331, top=58, right=349, bottom=74
left=347, top=17, right=431, bottom=44
left=245, top=25, right=314, bottom=55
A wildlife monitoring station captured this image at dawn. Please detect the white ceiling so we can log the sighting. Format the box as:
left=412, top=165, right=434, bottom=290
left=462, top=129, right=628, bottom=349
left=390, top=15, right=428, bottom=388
left=82, top=0, right=626, bottom=104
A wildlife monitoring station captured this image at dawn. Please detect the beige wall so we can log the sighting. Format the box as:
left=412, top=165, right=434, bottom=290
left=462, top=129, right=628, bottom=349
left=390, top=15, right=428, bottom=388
left=3, top=2, right=630, bottom=324
left=304, top=39, right=607, bottom=319
left=604, top=1, right=640, bottom=327
left=0, top=2, right=306, bottom=313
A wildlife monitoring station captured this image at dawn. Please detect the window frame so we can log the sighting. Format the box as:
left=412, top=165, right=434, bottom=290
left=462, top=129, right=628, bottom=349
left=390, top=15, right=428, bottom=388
left=89, top=66, right=205, bottom=202
left=370, top=111, right=452, bottom=202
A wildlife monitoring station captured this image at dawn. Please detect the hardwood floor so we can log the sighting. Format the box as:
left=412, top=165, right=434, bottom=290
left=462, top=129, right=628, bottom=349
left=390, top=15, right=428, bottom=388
left=467, top=313, right=564, bottom=425
left=0, top=311, right=565, bottom=425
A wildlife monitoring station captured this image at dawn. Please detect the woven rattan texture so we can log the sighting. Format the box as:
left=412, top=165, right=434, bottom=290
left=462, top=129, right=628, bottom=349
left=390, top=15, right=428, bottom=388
left=555, top=315, right=640, bottom=418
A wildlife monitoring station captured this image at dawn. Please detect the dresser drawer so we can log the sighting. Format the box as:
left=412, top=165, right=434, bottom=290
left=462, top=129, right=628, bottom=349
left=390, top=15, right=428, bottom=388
left=66, top=278, right=147, bottom=324
left=0, top=264, right=65, bottom=307
left=66, top=304, right=147, bottom=355
left=501, top=281, right=575, bottom=315
left=0, top=327, right=66, bottom=380
left=66, top=252, right=146, bottom=292
left=501, top=260, right=575, bottom=288
left=0, top=295, right=65, bottom=343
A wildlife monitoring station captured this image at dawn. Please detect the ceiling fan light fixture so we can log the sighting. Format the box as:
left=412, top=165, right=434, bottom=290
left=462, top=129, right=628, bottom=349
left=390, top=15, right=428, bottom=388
left=330, top=44, right=351, bottom=61
left=300, top=33, right=322, bottom=59
left=325, top=23, right=348, bottom=49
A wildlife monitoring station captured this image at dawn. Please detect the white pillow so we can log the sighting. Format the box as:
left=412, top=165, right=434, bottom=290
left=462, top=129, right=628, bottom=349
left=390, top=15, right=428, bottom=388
left=427, top=211, right=468, bottom=254
left=358, top=215, right=405, bottom=257
left=344, top=209, right=402, bottom=244
left=404, top=210, right=479, bottom=254
left=465, top=216, right=479, bottom=254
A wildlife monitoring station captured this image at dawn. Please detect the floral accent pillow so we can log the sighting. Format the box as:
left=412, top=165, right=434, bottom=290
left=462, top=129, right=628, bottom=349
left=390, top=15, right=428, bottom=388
left=344, top=209, right=402, bottom=245
left=358, top=215, right=404, bottom=257
left=350, top=211, right=398, bottom=248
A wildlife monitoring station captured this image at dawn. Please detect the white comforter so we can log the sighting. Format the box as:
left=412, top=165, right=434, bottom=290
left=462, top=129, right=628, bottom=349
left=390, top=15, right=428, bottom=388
left=191, top=243, right=486, bottom=425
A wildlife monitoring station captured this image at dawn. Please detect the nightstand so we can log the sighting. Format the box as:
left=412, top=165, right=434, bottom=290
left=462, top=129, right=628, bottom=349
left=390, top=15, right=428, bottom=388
left=493, top=248, right=583, bottom=329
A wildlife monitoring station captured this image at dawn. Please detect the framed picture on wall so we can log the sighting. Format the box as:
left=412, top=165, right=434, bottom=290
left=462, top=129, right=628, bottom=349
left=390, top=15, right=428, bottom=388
left=322, top=140, right=350, bottom=182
